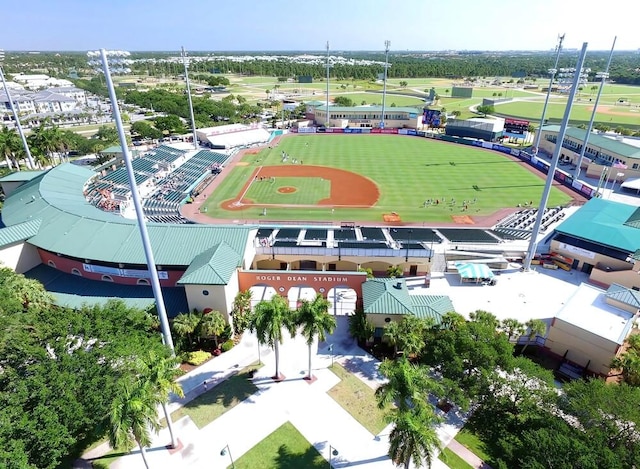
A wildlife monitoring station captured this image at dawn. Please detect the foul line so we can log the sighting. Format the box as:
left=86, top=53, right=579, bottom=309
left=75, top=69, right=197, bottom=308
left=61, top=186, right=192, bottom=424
left=237, top=166, right=263, bottom=203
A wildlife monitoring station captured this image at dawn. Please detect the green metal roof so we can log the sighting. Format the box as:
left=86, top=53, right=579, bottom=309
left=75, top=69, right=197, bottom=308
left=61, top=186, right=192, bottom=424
left=316, top=105, right=422, bottom=113
left=101, top=145, right=124, bottom=153
left=410, top=295, right=454, bottom=322
left=631, top=249, right=640, bottom=261
left=177, top=242, right=240, bottom=285
left=362, top=278, right=414, bottom=315
left=606, top=283, right=640, bottom=309
left=624, top=207, right=640, bottom=229
left=362, top=278, right=451, bottom=323
left=542, top=125, right=640, bottom=159
left=0, top=170, right=47, bottom=182
left=0, top=219, right=41, bottom=248
left=1, top=163, right=252, bottom=268
left=554, top=198, right=640, bottom=253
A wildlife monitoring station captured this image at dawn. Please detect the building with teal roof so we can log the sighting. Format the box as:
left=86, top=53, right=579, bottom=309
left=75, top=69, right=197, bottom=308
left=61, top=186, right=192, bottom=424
left=312, top=104, right=424, bottom=129
left=538, top=125, right=640, bottom=183
left=362, top=278, right=454, bottom=341
left=550, top=197, right=640, bottom=291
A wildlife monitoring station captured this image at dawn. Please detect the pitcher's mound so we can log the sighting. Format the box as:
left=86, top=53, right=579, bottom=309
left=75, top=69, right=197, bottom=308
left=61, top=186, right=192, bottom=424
left=383, top=213, right=401, bottom=223
left=277, top=186, right=297, bottom=194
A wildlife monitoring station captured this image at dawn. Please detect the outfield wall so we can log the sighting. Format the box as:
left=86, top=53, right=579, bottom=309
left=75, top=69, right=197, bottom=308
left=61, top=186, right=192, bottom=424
left=289, top=128, right=596, bottom=200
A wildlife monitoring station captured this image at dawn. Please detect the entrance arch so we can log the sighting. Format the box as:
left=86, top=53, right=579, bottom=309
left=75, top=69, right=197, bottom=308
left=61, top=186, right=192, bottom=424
left=287, top=285, right=318, bottom=309
left=249, top=284, right=278, bottom=309
left=328, top=286, right=358, bottom=316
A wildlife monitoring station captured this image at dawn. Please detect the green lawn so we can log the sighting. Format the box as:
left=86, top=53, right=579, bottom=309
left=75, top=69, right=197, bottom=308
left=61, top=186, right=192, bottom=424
left=334, top=92, right=425, bottom=107
left=166, top=364, right=260, bottom=429
left=454, top=428, right=492, bottom=464
left=244, top=176, right=330, bottom=205
left=203, top=134, right=572, bottom=223
left=438, top=447, right=474, bottom=469
left=326, top=363, right=389, bottom=435
left=231, top=421, right=326, bottom=469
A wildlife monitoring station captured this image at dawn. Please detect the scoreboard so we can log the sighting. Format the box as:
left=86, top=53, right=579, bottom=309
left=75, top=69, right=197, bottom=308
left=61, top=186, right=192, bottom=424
left=504, top=118, right=529, bottom=135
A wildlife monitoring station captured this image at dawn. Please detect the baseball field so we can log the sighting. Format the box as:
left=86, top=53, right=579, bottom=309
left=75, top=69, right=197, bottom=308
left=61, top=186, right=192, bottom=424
left=200, top=134, right=574, bottom=224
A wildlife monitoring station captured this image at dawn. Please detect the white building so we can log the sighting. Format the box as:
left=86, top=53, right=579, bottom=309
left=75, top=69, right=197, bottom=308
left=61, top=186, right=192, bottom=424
left=11, top=73, right=74, bottom=90
left=0, top=87, right=85, bottom=123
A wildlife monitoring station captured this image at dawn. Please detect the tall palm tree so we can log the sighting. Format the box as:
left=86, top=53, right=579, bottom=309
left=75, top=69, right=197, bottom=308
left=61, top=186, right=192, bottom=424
left=109, top=378, right=160, bottom=469
left=199, top=310, right=226, bottom=348
left=384, top=317, right=432, bottom=358
left=376, top=357, right=441, bottom=413
left=387, top=407, right=442, bottom=469
left=295, top=293, right=335, bottom=380
left=249, top=295, right=296, bottom=380
left=520, top=319, right=547, bottom=354
left=136, top=350, right=184, bottom=449
left=230, top=290, right=253, bottom=337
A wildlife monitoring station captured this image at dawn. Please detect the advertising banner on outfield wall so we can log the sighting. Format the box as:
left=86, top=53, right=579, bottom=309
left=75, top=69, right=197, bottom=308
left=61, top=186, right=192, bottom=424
left=297, top=127, right=316, bottom=134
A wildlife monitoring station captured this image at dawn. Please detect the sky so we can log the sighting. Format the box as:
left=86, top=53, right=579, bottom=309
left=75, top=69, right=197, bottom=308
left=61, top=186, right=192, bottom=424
left=4, top=0, right=639, bottom=52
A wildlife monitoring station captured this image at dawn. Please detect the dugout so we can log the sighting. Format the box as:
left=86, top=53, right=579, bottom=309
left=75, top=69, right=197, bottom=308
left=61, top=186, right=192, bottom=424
left=445, top=118, right=503, bottom=142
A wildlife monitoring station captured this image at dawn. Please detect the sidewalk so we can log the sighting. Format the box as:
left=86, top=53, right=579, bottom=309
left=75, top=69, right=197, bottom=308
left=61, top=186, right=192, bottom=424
left=79, top=321, right=489, bottom=469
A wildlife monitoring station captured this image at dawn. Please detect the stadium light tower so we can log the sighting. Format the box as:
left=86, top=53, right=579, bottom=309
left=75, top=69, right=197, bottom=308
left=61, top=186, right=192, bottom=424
left=380, top=40, right=391, bottom=129
left=325, top=41, right=330, bottom=128
left=574, top=36, right=616, bottom=179
left=531, top=34, right=565, bottom=155
left=181, top=46, right=199, bottom=150
left=0, top=49, right=36, bottom=169
left=87, top=49, right=175, bottom=354
left=523, top=42, right=589, bottom=272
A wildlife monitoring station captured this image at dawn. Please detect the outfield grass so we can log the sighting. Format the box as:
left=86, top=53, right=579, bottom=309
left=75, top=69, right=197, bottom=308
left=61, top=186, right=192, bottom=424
left=203, top=134, right=572, bottom=223
left=326, top=363, right=390, bottom=435
left=438, top=447, right=474, bottom=469
left=245, top=176, right=330, bottom=205
left=232, top=421, right=326, bottom=469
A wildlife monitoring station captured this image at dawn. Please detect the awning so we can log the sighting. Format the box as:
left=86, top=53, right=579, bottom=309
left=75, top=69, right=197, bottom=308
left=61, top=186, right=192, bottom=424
left=456, top=262, right=494, bottom=280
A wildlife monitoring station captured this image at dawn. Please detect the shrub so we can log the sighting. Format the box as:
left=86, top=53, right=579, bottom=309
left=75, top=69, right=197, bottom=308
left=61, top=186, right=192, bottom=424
left=185, top=350, right=212, bottom=366
left=221, top=340, right=234, bottom=353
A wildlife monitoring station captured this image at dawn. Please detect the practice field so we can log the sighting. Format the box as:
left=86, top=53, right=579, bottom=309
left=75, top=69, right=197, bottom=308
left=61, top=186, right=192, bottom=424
left=202, top=135, right=574, bottom=224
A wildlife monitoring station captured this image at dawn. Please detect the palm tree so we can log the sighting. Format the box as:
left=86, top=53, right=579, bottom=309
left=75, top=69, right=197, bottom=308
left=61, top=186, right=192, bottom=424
left=231, top=290, right=253, bottom=337
left=0, top=126, right=25, bottom=170
left=249, top=295, right=296, bottom=380
left=109, top=378, right=160, bottom=469
left=199, top=310, right=226, bottom=348
left=384, top=317, right=432, bottom=357
left=376, top=358, right=441, bottom=413
left=501, top=318, right=525, bottom=342
left=387, top=407, right=441, bottom=469
left=172, top=312, right=201, bottom=348
left=295, top=293, right=336, bottom=380
left=136, top=350, right=184, bottom=449
left=520, top=319, right=547, bottom=354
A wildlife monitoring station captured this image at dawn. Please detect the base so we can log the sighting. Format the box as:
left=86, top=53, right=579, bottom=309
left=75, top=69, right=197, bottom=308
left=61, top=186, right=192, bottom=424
left=272, top=373, right=286, bottom=382
left=167, top=439, right=184, bottom=454
left=303, top=375, right=318, bottom=384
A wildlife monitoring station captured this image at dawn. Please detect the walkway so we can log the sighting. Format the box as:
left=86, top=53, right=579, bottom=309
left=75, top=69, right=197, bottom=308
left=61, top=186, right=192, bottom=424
left=78, top=316, right=490, bottom=469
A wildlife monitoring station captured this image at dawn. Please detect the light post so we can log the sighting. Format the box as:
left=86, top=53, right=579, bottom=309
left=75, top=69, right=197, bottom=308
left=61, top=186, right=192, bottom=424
left=609, top=172, right=625, bottom=199
left=574, top=36, right=616, bottom=179
left=380, top=40, right=390, bottom=130
left=328, top=343, right=334, bottom=368
left=221, top=444, right=235, bottom=468
left=328, top=444, right=339, bottom=468
left=88, top=49, right=175, bottom=353
left=523, top=42, right=589, bottom=271
left=405, top=229, right=413, bottom=263
left=0, top=49, right=35, bottom=169
left=180, top=46, right=199, bottom=150
left=325, top=40, right=330, bottom=128
left=531, top=34, right=565, bottom=155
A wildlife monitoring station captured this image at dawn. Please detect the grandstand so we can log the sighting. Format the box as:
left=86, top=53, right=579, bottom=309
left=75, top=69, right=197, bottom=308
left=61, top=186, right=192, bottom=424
left=196, top=123, right=271, bottom=149
left=84, top=145, right=230, bottom=224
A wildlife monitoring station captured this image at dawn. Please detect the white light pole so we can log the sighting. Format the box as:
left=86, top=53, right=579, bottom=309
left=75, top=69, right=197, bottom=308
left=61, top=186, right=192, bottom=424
left=574, top=36, right=616, bottom=179
left=380, top=40, right=390, bottom=130
left=325, top=40, right=330, bottom=128
left=0, top=49, right=35, bottom=169
left=609, top=172, right=625, bottom=199
left=524, top=42, right=589, bottom=271
left=531, top=34, right=565, bottom=155
left=221, top=444, right=235, bottom=468
left=88, top=50, right=175, bottom=353
left=181, top=46, right=199, bottom=150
